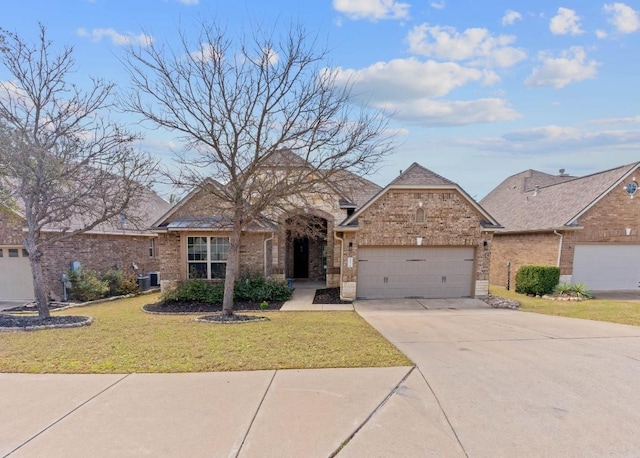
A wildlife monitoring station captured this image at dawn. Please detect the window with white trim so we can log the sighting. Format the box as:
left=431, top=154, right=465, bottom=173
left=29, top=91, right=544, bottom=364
left=149, top=238, right=156, bottom=258
left=187, top=236, right=229, bottom=279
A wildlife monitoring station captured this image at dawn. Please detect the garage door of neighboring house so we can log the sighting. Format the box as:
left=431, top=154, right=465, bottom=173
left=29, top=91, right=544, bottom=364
left=357, top=246, right=475, bottom=299
left=573, top=244, right=640, bottom=290
left=0, top=246, right=35, bottom=301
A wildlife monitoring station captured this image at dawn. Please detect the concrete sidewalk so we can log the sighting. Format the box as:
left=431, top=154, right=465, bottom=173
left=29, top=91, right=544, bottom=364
left=280, top=281, right=353, bottom=311
left=1, top=367, right=437, bottom=457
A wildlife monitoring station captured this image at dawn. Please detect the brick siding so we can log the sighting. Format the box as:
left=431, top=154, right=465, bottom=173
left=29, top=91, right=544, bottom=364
left=340, top=189, right=493, bottom=296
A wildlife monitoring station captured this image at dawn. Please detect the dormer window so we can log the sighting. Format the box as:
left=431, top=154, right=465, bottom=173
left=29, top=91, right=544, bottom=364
left=416, top=207, right=425, bottom=223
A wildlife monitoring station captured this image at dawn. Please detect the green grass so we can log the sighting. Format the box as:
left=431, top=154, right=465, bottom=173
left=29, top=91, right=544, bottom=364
left=0, top=294, right=411, bottom=373
left=491, top=285, right=640, bottom=326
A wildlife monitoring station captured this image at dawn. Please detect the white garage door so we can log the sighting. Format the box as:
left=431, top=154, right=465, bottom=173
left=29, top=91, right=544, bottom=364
left=573, top=245, right=640, bottom=290
left=0, top=246, right=35, bottom=301
left=357, top=246, right=475, bottom=299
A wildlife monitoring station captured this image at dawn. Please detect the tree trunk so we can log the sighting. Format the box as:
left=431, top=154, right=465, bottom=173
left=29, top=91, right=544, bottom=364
left=222, top=225, right=242, bottom=315
left=27, top=244, right=50, bottom=319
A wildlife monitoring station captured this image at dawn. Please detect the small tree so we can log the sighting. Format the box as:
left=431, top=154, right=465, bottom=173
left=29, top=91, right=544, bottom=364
left=122, top=21, right=394, bottom=315
left=0, top=25, right=157, bottom=319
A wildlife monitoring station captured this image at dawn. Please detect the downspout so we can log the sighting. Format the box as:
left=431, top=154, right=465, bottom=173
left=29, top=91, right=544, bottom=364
left=553, top=230, right=563, bottom=268
left=263, top=233, right=274, bottom=278
left=334, top=232, right=345, bottom=300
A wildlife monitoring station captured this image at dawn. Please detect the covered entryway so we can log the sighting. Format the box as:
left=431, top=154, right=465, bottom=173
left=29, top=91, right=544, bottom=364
left=357, top=246, right=474, bottom=299
left=0, top=246, right=35, bottom=301
left=573, top=244, right=640, bottom=290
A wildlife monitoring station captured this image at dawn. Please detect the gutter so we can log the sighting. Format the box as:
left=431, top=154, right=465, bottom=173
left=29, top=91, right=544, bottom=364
left=263, top=233, right=274, bottom=277
left=553, top=230, right=563, bottom=267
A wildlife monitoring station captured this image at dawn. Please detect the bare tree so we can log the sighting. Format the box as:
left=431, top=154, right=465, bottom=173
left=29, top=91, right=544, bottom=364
left=122, top=21, right=394, bottom=315
left=0, top=25, right=157, bottom=319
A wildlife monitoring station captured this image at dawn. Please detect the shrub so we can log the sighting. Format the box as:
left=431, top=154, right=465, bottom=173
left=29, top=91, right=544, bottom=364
left=515, top=265, right=560, bottom=296
left=163, top=279, right=225, bottom=304
left=68, top=268, right=109, bottom=302
left=103, top=269, right=138, bottom=296
left=554, top=282, right=593, bottom=299
left=162, top=275, right=292, bottom=304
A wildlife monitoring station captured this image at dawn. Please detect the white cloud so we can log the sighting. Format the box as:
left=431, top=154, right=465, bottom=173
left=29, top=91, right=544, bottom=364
left=502, top=10, right=522, bottom=26
left=406, top=24, right=526, bottom=68
left=604, top=3, right=640, bottom=34
left=331, top=58, right=498, bottom=100
left=549, top=7, right=584, bottom=35
left=190, top=43, right=223, bottom=62
left=384, top=98, right=520, bottom=126
left=454, top=124, right=640, bottom=155
left=332, top=0, right=410, bottom=21
left=525, top=47, right=598, bottom=88
left=77, top=28, right=153, bottom=46
left=329, top=59, right=518, bottom=126
left=430, top=1, right=445, bottom=10
left=589, top=115, right=640, bottom=125
left=177, top=0, right=198, bottom=4
left=596, top=29, right=608, bottom=39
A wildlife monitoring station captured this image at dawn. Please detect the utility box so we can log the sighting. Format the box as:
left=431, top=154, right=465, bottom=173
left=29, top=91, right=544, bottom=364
left=149, top=272, right=160, bottom=288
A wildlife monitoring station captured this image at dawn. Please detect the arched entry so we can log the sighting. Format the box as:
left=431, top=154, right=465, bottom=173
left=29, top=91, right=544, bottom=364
left=285, top=214, right=329, bottom=281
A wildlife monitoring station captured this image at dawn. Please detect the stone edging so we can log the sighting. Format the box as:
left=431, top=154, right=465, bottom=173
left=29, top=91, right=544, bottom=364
left=0, top=316, right=93, bottom=332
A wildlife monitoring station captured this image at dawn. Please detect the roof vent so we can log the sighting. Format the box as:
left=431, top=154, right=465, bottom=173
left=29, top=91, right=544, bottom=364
left=533, top=186, right=540, bottom=196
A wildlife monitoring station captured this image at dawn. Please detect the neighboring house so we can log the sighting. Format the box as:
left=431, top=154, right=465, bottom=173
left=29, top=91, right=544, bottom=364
left=0, top=189, right=171, bottom=302
left=481, top=162, right=640, bottom=291
left=154, top=161, right=500, bottom=300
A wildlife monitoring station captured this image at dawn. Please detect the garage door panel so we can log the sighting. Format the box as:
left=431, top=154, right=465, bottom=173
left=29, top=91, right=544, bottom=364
left=573, top=245, right=640, bottom=290
left=0, top=246, right=35, bottom=301
left=357, top=246, right=474, bottom=299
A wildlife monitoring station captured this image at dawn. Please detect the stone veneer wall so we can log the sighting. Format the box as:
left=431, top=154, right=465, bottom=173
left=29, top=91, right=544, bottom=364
left=339, top=189, right=493, bottom=299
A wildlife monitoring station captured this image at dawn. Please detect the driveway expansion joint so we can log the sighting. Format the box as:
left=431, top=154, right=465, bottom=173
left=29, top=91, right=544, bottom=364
left=329, top=366, right=415, bottom=457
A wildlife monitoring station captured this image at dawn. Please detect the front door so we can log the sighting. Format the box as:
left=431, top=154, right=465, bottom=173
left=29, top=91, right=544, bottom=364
left=293, top=237, right=309, bottom=278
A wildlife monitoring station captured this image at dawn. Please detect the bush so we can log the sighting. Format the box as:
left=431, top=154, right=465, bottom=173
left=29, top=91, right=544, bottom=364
left=234, top=273, right=292, bottom=302
left=103, top=269, right=139, bottom=296
left=163, top=279, right=224, bottom=304
left=162, top=275, right=292, bottom=304
left=515, top=265, right=560, bottom=296
left=68, top=268, right=109, bottom=302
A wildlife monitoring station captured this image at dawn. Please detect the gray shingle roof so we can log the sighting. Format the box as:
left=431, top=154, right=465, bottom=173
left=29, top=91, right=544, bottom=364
left=388, top=162, right=456, bottom=186
left=481, top=163, right=640, bottom=232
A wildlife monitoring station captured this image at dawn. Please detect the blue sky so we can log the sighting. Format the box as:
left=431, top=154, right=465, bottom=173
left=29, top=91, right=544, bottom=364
left=4, top=0, right=640, bottom=199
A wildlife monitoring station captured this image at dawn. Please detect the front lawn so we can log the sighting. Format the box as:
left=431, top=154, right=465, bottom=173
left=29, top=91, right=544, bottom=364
left=491, top=285, right=640, bottom=326
left=0, top=294, right=411, bottom=373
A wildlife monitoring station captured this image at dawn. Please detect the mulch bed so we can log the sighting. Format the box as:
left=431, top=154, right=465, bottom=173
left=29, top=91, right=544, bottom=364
left=0, top=315, right=92, bottom=331
left=313, top=287, right=352, bottom=304
left=142, top=300, right=284, bottom=314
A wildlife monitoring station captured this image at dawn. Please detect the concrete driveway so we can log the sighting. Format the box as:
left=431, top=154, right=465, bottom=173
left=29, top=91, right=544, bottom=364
left=354, top=299, right=640, bottom=457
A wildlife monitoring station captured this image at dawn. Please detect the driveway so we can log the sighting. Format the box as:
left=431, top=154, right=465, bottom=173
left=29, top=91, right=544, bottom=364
left=355, top=299, right=640, bottom=457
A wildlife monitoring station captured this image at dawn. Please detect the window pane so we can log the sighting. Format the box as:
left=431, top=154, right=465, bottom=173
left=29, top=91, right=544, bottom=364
left=211, top=262, right=226, bottom=279
left=188, top=262, right=208, bottom=279
left=187, top=237, right=208, bottom=261
left=8, top=248, right=19, bottom=258
left=211, top=237, right=229, bottom=261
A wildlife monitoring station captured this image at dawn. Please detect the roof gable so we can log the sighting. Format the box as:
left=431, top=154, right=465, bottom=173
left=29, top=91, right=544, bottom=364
left=481, top=162, right=640, bottom=232
left=339, top=162, right=500, bottom=228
